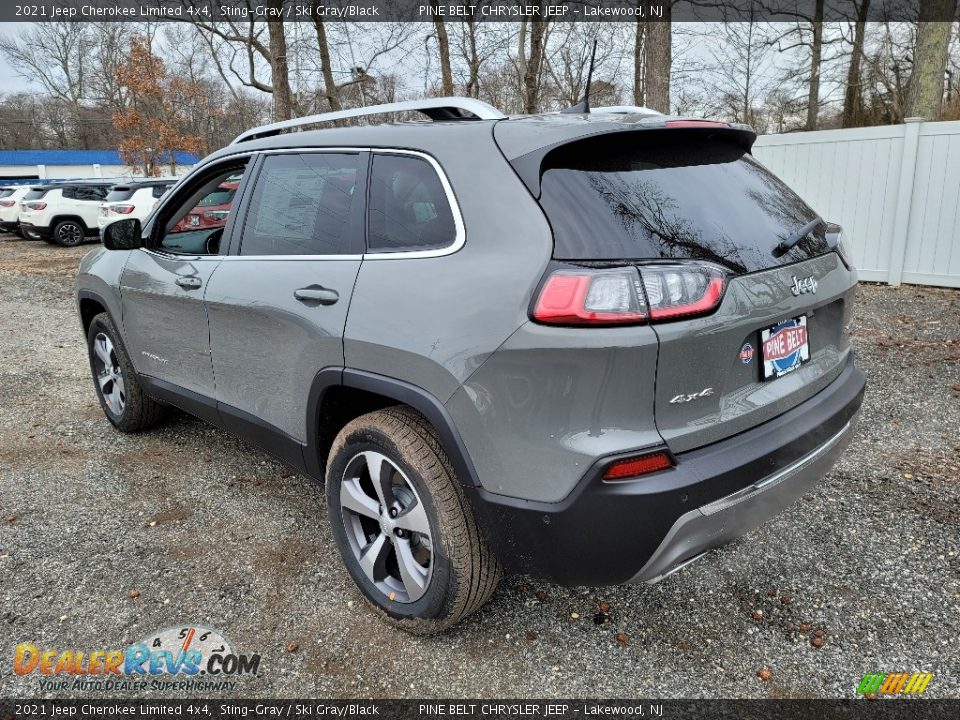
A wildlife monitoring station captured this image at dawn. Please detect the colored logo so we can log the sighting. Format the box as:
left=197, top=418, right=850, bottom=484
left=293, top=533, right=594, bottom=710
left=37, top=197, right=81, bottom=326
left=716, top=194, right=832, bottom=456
left=739, top=342, right=754, bottom=365
left=762, top=317, right=809, bottom=377
left=857, top=672, right=933, bottom=696
left=13, top=625, right=261, bottom=692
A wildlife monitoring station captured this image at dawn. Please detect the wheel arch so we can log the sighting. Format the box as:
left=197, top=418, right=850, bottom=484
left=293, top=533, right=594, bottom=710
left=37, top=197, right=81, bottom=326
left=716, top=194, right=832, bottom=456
left=307, top=368, right=481, bottom=489
left=77, top=289, right=114, bottom=333
left=52, top=215, right=89, bottom=232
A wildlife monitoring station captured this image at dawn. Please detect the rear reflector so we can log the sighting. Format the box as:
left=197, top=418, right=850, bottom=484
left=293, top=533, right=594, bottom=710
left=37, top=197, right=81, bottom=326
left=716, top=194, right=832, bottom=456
left=603, top=451, right=673, bottom=480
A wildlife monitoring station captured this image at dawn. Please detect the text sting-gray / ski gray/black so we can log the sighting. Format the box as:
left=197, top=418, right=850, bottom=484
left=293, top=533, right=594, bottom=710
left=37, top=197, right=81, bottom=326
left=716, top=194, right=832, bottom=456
left=75, top=97, right=865, bottom=632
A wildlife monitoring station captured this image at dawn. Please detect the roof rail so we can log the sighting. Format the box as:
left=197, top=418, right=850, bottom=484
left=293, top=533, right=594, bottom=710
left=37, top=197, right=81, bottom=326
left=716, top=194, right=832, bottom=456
left=231, top=97, right=507, bottom=144
left=590, top=105, right=662, bottom=116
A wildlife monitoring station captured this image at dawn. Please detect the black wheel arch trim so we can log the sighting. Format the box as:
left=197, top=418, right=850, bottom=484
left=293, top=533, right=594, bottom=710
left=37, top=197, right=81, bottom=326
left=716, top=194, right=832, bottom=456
left=52, top=215, right=90, bottom=232
left=305, top=367, right=481, bottom=488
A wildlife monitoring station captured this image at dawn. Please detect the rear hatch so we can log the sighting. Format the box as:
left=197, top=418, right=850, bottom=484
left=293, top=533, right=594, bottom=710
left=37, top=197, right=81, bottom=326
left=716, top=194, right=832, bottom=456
left=517, top=127, right=855, bottom=453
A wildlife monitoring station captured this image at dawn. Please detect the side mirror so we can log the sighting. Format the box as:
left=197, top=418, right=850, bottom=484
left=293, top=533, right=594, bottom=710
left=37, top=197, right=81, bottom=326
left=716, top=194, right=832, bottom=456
left=102, top=219, right=142, bottom=251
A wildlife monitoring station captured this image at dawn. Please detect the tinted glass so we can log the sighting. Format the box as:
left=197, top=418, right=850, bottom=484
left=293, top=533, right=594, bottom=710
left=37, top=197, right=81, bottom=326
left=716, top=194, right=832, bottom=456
left=367, top=154, right=456, bottom=253
left=152, top=184, right=173, bottom=199
left=64, top=186, right=108, bottom=201
left=0, top=189, right=13, bottom=199
left=240, top=153, right=361, bottom=256
left=106, top=188, right=135, bottom=202
left=538, top=134, right=829, bottom=273
left=23, top=189, right=48, bottom=200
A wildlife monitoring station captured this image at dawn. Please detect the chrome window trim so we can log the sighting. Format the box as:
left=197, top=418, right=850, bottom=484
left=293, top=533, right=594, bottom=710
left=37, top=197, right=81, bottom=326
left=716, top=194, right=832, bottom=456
left=155, top=146, right=465, bottom=262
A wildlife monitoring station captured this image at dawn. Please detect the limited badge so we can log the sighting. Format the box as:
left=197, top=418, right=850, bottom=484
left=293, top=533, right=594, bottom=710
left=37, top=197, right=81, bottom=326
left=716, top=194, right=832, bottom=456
left=739, top=342, right=755, bottom=365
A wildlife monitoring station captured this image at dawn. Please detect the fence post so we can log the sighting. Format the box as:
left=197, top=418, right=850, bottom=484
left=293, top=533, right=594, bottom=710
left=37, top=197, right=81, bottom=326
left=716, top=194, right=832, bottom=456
left=887, top=117, right=924, bottom=286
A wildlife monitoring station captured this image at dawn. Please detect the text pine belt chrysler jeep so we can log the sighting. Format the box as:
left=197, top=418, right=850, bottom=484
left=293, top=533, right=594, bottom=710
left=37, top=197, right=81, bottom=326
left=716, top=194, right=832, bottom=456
left=76, top=98, right=865, bottom=633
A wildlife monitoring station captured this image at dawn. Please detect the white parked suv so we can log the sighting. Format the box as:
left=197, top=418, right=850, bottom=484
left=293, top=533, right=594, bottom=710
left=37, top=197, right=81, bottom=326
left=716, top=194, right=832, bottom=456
left=19, top=181, right=114, bottom=246
left=98, top=179, right=178, bottom=238
left=0, top=186, right=30, bottom=236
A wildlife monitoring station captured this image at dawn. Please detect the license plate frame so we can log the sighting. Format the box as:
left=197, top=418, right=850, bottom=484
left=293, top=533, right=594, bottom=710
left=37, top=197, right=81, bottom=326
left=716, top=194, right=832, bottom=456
left=761, top=316, right=810, bottom=380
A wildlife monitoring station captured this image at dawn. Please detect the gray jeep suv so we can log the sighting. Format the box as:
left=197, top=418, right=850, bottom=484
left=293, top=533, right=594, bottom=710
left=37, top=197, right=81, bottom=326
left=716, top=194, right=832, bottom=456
left=76, top=98, right=865, bottom=633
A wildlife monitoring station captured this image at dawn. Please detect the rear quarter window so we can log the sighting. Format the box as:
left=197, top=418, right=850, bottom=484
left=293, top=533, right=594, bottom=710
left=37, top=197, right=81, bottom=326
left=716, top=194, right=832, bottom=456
left=23, top=188, right=49, bottom=201
left=537, top=133, right=829, bottom=273
left=367, top=154, right=457, bottom=253
left=106, top=188, right=135, bottom=202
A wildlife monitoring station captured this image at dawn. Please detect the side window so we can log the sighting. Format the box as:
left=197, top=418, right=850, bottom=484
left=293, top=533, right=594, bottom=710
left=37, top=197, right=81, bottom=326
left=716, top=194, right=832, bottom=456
left=153, top=184, right=172, bottom=199
left=157, top=162, right=248, bottom=255
left=367, top=154, right=456, bottom=253
left=240, top=153, right=361, bottom=256
left=62, top=187, right=79, bottom=201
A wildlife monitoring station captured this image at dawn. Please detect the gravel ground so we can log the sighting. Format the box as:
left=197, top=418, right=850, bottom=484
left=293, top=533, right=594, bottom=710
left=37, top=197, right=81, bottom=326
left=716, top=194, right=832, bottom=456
left=0, top=235, right=958, bottom=699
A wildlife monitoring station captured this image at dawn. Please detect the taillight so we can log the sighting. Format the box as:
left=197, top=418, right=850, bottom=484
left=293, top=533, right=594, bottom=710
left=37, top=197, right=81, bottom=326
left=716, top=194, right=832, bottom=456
left=533, top=264, right=726, bottom=326
left=0, top=200, right=14, bottom=208
left=835, top=230, right=855, bottom=271
left=640, top=264, right=726, bottom=321
left=25, top=202, right=46, bottom=210
left=603, top=451, right=673, bottom=480
left=533, top=268, right=647, bottom=325
left=110, top=205, right=135, bottom=215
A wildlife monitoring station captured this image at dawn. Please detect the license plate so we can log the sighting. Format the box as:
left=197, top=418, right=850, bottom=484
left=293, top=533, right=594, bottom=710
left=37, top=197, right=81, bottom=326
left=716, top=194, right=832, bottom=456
left=761, top=316, right=810, bottom=379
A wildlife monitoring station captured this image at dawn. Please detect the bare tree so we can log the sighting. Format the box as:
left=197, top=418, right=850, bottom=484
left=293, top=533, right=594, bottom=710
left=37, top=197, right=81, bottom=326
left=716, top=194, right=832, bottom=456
left=431, top=0, right=454, bottom=96
left=906, top=0, right=958, bottom=118
left=842, top=0, right=871, bottom=127
left=634, top=11, right=646, bottom=105
left=644, top=5, right=672, bottom=113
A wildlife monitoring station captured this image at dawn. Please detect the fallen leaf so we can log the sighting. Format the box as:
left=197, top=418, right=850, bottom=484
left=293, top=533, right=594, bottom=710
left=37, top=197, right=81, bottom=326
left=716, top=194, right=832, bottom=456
left=525, top=631, right=537, bottom=642
left=814, top=629, right=825, bottom=638
left=285, top=642, right=299, bottom=653
left=128, top=589, right=140, bottom=599
left=5, top=515, right=14, bottom=523
left=752, top=610, right=764, bottom=621
left=799, top=623, right=811, bottom=633
left=516, top=584, right=527, bottom=594
left=535, top=590, right=547, bottom=602
left=802, top=494, right=814, bottom=502
left=811, top=636, right=824, bottom=648
left=615, top=632, right=629, bottom=646
left=598, top=601, right=610, bottom=613
left=780, top=595, right=792, bottom=605
left=757, top=668, right=772, bottom=681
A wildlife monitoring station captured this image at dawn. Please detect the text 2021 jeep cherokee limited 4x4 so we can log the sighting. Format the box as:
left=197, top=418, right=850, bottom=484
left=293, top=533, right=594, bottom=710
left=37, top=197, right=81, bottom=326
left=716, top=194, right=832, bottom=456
left=76, top=98, right=865, bottom=633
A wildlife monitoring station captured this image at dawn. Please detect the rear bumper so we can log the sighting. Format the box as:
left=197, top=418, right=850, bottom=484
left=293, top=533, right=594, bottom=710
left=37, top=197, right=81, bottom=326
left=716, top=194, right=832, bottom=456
left=18, top=222, right=50, bottom=239
left=0, top=221, right=19, bottom=232
left=467, top=355, right=865, bottom=586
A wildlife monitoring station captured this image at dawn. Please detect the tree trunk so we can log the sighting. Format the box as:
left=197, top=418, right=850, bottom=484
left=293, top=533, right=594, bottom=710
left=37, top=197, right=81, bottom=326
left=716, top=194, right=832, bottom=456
left=266, top=5, right=292, bottom=121
left=905, top=0, right=956, bottom=119
left=432, top=2, right=454, bottom=96
left=311, top=7, right=341, bottom=111
left=465, top=20, right=480, bottom=97
left=634, top=16, right=645, bottom=106
left=842, top=0, right=869, bottom=127
left=518, top=18, right=527, bottom=105
left=805, top=0, right=825, bottom=130
left=643, top=7, right=671, bottom=114
left=524, top=15, right=547, bottom=114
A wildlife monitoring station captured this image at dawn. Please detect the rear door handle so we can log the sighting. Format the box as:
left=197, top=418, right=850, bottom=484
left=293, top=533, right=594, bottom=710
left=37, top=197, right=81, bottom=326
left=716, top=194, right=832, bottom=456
left=175, top=276, right=203, bottom=290
left=294, top=286, right=339, bottom=305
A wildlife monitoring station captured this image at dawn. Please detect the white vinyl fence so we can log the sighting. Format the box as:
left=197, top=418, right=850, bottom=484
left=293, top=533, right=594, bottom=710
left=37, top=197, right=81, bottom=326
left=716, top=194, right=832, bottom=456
left=753, top=119, right=960, bottom=288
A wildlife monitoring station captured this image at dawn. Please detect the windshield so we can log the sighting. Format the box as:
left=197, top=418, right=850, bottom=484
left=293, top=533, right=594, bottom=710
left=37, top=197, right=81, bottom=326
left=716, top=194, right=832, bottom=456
left=538, top=133, right=829, bottom=273
left=197, top=186, right=237, bottom=207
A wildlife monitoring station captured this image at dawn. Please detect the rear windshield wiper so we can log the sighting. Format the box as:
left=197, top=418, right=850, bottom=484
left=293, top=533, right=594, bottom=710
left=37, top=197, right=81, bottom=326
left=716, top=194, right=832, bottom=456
left=774, top=217, right=823, bottom=257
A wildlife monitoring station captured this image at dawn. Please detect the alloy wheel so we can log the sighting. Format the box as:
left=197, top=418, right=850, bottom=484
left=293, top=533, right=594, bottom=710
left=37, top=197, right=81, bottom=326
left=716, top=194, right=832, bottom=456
left=339, top=450, right=434, bottom=603
left=58, top=223, right=83, bottom=245
left=92, top=332, right=125, bottom=416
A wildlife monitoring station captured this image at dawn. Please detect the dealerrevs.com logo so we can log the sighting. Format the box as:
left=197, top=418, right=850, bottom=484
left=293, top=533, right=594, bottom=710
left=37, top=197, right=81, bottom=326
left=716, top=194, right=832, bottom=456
left=13, top=625, right=261, bottom=693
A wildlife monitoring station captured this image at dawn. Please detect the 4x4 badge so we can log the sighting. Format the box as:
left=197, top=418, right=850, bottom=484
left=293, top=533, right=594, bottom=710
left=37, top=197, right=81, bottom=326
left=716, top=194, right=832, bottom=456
left=791, top=275, right=818, bottom=296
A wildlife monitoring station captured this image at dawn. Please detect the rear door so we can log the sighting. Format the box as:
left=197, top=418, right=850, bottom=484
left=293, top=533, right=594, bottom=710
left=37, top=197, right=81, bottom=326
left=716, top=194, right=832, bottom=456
left=534, top=130, right=856, bottom=453
left=204, top=150, right=366, bottom=444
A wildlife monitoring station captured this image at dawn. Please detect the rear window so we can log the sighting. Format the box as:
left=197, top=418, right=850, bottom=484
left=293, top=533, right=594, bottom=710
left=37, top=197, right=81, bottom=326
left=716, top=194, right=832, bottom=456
left=23, top=188, right=49, bottom=201
left=538, top=134, right=829, bottom=273
left=106, top=187, right=135, bottom=202
left=197, top=187, right=236, bottom=207
left=0, top=189, right=13, bottom=199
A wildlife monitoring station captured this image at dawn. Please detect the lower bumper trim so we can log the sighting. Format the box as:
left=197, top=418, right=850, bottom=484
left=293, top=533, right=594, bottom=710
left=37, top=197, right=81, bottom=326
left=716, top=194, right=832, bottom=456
left=629, top=419, right=855, bottom=584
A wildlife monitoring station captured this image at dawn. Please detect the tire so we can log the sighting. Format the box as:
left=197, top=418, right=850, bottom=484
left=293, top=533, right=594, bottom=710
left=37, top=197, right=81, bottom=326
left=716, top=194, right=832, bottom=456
left=326, top=407, right=501, bottom=634
left=53, top=220, right=85, bottom=247
left=86, top=312, right=165, bottom=432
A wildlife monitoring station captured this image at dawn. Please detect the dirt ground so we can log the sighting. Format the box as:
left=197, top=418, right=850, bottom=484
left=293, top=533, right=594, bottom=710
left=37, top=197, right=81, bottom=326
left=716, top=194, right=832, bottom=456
left=0, top=235, right=958, bottom=699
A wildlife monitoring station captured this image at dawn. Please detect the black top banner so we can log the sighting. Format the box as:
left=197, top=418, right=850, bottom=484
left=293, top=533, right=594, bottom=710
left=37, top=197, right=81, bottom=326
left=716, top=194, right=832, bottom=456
left=2, top=0, right=959, bottom=24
